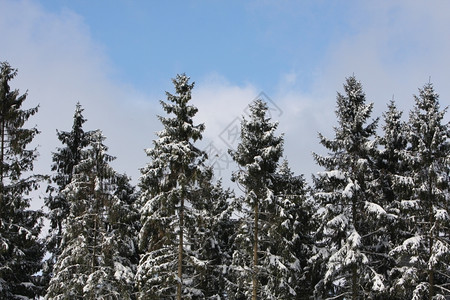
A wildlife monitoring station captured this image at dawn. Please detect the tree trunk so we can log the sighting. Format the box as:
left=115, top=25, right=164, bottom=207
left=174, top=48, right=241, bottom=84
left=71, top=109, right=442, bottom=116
left=351, top=179, right=358, bottom=300
left=352, top=264, right=358, bottom=300
left=177, top=196, right=184, bottom=300
left=252, top=200, right=259, bottom=300
left=428, top=185, right=435, bottom=300
left=90, top=175, right=99, bottom=300
left=0, top=117, right=4, bottom=207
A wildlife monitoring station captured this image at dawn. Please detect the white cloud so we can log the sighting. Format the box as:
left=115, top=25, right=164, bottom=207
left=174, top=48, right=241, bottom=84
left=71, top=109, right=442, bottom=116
left=193, top=73, right=257, bottom=140
left=263, top=0, right=450, bottom=179
left=0, top=0, right=161, bottom=210
left=314, top=0, right=450, bottom=119
left=0, top=0, right=448, bottom=209
left=191, top=74, right=258, bottom=182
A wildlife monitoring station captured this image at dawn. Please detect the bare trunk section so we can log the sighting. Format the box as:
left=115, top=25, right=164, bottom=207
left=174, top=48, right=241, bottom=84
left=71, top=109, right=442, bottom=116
left=352, top=264, right=358, bottom=300
left=351, top=181, right=358, bottom=300
left=428, top=184, right=435, bottom=300
left=177, top=196, right=184, bottom=300
left=252, top=200, right=259, bottom=300
left=90, top=199, right=98, bottom=300
left=0, top=117, right=4, bottom=208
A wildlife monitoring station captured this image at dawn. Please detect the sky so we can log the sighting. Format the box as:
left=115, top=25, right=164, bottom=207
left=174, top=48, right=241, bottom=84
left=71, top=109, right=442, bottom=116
left=0, top=0, right=449, bottom=209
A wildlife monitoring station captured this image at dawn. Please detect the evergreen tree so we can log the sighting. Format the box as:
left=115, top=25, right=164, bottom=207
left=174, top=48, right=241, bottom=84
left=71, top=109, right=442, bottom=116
left=190, top=175, right=234, bottom=299
left=270, top=160, right=314, bottom=299
left=44, top=102, right=91, bottom=286
left=377, top=100, right=410, bottom=206
left=0, top=61, right=44, bottom=299
left=46, top=130, right=138, bottom=299
left=137, top=74, right=227, bottom=299
left=375, top=100, right=412, bottom=297
left=228, top=99, right=299, bottom=300
left=311, top=76, right=386, bottom=299
left=389, top=83, right=449, bottom=300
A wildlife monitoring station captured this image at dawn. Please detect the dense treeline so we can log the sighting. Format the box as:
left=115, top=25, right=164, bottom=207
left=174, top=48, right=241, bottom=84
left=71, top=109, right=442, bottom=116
left=0, top=61, right=448, bottom=299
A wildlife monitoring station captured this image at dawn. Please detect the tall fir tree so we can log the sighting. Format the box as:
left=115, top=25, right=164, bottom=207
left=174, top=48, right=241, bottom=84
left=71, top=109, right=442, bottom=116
left=0, top=61, right=44, bottom=299
left=188, top=174, right=234, bottom=299
left=377, top=100, right=410, bottom=207
left=374, top=100, right=412, bottom=298
left=270, top=160, right=314, bottom=299
left=44, top=102, right=91, bottom=287
left=136, top=74, right=229, bottom=299
left=228, top=99, right=306, bottom=300
left=46, top=130, right=138, bottom=299
left=389, top=83, right=449, bottom=300
left=311, top=76, right=387, bottom=299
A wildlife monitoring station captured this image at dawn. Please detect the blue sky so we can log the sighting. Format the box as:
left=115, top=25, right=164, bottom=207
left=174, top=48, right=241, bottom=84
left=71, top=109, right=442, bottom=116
left=38, top=1, right=357, bottom=94
left=0, top=0, right=449, bottom=204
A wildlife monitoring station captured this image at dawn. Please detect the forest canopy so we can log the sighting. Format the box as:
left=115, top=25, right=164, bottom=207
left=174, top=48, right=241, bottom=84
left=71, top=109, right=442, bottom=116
left=0, top=61, right=449, bottom=300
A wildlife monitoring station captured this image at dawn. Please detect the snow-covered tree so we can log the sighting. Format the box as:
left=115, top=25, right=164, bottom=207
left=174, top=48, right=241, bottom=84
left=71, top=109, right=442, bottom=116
left=0, top=61, right=44, bottom=299
left=373, top=100, right=412, bottom=294
left=269, top=160, right=314, bottom=299
left=311, top=76, right=386, bottom=299
left=190, top=175, right=234, bottom=299
left=389, top=83, right=449, bottom=300
left=228, top=99, right=301, bottom=300
left=137, top=74, right=229, bottom=299
left=377, top=100, right=410, bottom=205
left=44, top=102, right=91, bottom=287
left=46, top=130, right=138, bottom=299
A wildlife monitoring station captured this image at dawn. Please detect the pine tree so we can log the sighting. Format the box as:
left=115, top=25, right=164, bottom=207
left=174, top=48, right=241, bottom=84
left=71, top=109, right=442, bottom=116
left=389, top=83, right=449, bottom=300
left=228, top=99, right=292, bottom=300
left=137, top=74, right=225, bottom=299
left=0, top=61, right=44, bottom=299
left=46, top=130, right=138, bottom=299
left=311, top=76, right=386, bottom=299
left=44, top=102, right=91, bottom=287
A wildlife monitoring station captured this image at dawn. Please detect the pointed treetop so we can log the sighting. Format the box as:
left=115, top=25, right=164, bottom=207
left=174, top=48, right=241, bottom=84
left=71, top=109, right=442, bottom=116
left=172, top=73, right=194, bottom=100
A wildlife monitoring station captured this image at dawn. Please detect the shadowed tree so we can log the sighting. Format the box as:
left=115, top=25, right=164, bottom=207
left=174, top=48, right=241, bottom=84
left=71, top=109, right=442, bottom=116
left=0, top=61, right=44, bottom=299
left=44, top=102, right=91, bottom=288
left=228, top=99, right=291, bottom=300
left=389, top=83, right=449, bottom=300
left=46, top=131, right=138, bottom=299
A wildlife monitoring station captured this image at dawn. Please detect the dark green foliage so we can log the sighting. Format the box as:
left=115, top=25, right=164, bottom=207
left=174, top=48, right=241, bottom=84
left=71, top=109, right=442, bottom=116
left=46, top=131, right=138, bottom=299
left=137, top=74, right=230, bottom=299
left=228, top=99, right=306, bottom=299
left=311, top=76, right=385, bottom=299
left=0, top=62, right=443, bottom=299
left=44, top=102, right=91, bottom=287
left=388, top=83, right=450, bottom=299
left=0, top=61, right=44, bottom=299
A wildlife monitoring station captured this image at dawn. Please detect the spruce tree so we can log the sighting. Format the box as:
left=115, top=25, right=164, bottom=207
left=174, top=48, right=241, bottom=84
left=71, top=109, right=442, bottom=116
left=228, top=99, right=295, bottom=299
left=374, top=100, right=412, bottom=298
left=46, top=130, right=138, bottom=299
left=270, top=160, right=313, bottom=299
left=0, top=61, right=44, bottom=299
left=311, top=76, right=386, bottom=299
left=44, top=102, right=91, bottom=286
left=377, top=100, right=410, bottom=207
left=389, top=83, right=449, bottom=300
left=190, top=175, right=234, bottom=299
left=137, top=74, right=227, bottom=299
